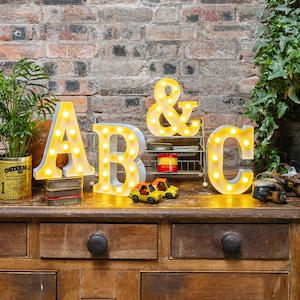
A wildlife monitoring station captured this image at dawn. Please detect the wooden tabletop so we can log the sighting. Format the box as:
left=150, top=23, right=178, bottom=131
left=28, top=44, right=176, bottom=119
left=0, top=180, right=299, bottom=221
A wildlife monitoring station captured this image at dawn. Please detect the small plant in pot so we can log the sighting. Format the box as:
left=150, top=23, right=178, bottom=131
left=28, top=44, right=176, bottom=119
left=244, top=0, right=300, bottom=174
left=0, top=58, right=58, bottom=202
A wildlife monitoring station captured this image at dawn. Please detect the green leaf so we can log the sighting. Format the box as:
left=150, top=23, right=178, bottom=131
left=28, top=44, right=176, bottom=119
left=277, top=101, right=289, bottom=118
left=288, top=87, right=300, bottom=104
left=275, top=6, right=291, bottom=14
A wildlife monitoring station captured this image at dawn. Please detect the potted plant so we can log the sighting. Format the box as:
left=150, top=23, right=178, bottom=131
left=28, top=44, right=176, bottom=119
left=0, top=58, right=58, bottom=201
left=244, top=0, right=300, bottom=174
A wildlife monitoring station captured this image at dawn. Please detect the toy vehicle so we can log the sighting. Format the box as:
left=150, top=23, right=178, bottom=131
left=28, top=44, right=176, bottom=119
left=129, top=182, right=163, bottom=204
left=152, top=178, right=178, bottom=199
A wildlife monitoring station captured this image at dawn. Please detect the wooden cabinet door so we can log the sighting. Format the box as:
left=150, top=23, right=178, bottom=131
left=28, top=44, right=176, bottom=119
left=141, top=272, right=288, bottom=300
left=0, top=272, right=56, bottom=300
left=81, top=270, right=139, bottom=300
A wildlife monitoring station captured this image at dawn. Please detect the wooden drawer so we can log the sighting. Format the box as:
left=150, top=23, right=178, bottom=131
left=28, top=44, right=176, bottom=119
left=0, top=272, right=56, bottom=300
left=171, top=223, right=289, bottom=259
left=141, top=272, right=288, bottom=300
left=40, top=223, right=158, bottom=259
left=0, top=223, right=27, bottom=257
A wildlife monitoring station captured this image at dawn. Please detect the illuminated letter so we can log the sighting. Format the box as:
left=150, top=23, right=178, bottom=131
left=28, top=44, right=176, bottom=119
left=207, top=125, right=254, bottom=194
left=93, top=123, right=146, bottom=196
left=146, top=78, right=200, bottom=136
left=33, top=102, right=95, bottom=179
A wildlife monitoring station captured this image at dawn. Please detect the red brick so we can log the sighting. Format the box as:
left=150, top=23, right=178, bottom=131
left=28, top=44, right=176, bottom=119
left=185, top=40, right=236, bottom=59
left=59, top=96, right=88, bottom=113
left=51, top=79, right=95, bottom=96
left=145, top=24, right=195, bottom=41
left=46, top=44, right=97, bottom=58
left=183, top=6, right=236, bottom=22
left=0, top=25, right=33, bottom=41
left=39, top=24, right=89, bottom=41
left=237, top=76, right=259, bottom=93
left=203, top=114, right=241, bottom=130
left=0, top=7, right=41, bottom=24
left=43, top=6, right=98, bottom=23
left=0, top=43, right=44, bottom=59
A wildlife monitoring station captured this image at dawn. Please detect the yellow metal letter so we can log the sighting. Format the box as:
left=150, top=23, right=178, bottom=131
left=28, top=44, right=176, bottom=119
left=33, top=102, right=95, bottom=179
left=93, top=123, right=146, bottom=196
left=207, top=125, right=254, bottom=194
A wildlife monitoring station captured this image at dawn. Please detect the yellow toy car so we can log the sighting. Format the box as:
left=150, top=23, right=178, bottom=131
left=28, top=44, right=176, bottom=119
left=152, top=178, right=179, bottom=199
left=129, top=182, right=163, bottom=204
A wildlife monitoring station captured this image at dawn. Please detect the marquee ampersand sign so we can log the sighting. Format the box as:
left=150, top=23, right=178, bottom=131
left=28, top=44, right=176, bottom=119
left=146, top=78, right=200, bottom=136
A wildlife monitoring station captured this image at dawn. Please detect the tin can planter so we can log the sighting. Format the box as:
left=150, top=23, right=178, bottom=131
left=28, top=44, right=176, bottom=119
left=0, top=155, right=32, bottom=202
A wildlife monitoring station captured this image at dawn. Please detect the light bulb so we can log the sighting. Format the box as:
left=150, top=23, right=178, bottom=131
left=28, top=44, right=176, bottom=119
left=213, top=172, right=220, bottom=179
left=226, top=185, right=233, bottom=191
left=63, top=144, right=69, bottom=151
left=129, top=181, right=135, bottom=187
left=69, top=129, right=76, bottom=136
left=242, top=177, right=249, bottom=183
left=55, top=130, right=61, bottom=137
left=243, top=140, right=250, bottom=147
left=230, top=128, right=237, bottom=135
left=215, top=137, right=221, bottom=143
left=73, top=147, right=80, bottom=154
left=212, top=155, right=218, bottom=161
left=45, top=169, right=52, bottom=175
left=49, top=149, right=56, bottom=156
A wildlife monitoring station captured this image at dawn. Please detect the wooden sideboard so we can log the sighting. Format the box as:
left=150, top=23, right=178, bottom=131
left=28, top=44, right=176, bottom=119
left=0, top=181, right=300, bottom=300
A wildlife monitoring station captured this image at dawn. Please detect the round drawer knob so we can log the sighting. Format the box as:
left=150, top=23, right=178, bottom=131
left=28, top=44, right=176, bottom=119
left=87, top=232, right=107, bottom=255
left=220, top=231, right=241, bottom=254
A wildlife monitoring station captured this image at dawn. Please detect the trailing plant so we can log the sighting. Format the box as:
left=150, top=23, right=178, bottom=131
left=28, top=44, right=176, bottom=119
left=0, top=58, right=58, bottom=157
left=244, top=0, right=300, bottom=173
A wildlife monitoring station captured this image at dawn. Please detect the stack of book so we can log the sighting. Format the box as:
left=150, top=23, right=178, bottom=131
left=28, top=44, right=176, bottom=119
left=45, top=177, right=83, bottom=206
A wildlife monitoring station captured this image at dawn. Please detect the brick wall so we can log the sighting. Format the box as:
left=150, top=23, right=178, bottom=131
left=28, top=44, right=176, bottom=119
left=0, top=0, right=264, bottom=170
